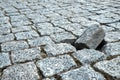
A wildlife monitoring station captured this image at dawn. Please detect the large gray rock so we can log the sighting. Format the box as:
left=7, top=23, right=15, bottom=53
left=0, top=52, right=11, bottom=68
left=1, top=41, right=29, bottom=52
left=36, top=54, right=77, bottom=77
left=75, top=23, right=105, bottom=49
left=1, top=62, right=40, bottom=80
left=44, top=43, right=76, bottom=56
left=59, top=65, right=106, bottom=80
left=103, top=42, right=120, bottom=57
left=94, top=56, right=120, bottom=79
left=73, top=49, right=106, bottom=64
left=11, top=47, right=42, bottom=63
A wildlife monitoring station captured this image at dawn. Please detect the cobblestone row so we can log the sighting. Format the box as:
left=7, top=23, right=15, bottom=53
left=0, top=0, right=120, bottom=80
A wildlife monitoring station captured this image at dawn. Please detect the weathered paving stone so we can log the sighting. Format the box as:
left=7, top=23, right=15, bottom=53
left=94, top=56, right=120, bottom=79
left=0, top=33, right=14, bottom=43
left=101, top=25, right=115, bottom=32
left=1, top=41, right=29, bottom=52
left=107, top=22, right=120, bottom=30
left=15, top=31, right=39, bottom=40
left=42, top=77, right=56, bottom=80
left=1, top=62, right=40, bottom=80
left=36, top=23, right=65, bottom=35
left=104, top=31, right=120, bottom=42
left=75, top=23, right=105, bottom=49
left=10, top=15, right=28, bottom=22
left=60, top=23, right=85, bottom=37
left=0, top=27, right=10, bottom=35
left=12, top=26, right=32, bottom=33
left=103, top=42, right=120, bottom=57
left=44, top=43, right=76, bottom=56
left=11, top=47, right=42, bottom=63
left=59, top=65, right=106, bottom=80
left=0, top=17, right=9, bottom=24
left=51, top=19, right=71, bottom=26
left=36, top=54, right=77, bottom=77
left=0, top=52, right=11, bottom=68
left=28, top=36, right=54, bottom=47
left=73, top=49, right=106, bottom=64
left=50, top=32, right=77, bottom=43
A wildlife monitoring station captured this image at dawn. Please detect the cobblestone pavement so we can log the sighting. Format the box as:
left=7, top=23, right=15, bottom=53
left=0, top=0, right=120, bottom=80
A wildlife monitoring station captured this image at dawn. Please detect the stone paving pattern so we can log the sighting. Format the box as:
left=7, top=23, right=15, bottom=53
left=0, top=0, right=120, bottom=80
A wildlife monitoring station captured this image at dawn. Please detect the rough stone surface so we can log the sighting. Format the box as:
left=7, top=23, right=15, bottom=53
left=59, top=65, right=106, bottom=80
left=104, top=31, right=120, bottom=42
left=36, top=23, right=65, bottom=35
left=44, top=43, right=76, bottom=56
left=0, top=0, right=120, bottom=79
left=75, top=23, right=105, bottom=49
left=50, top=32, right=77, bottom=43
left=15, top=31, right=39, bottom=40
left=73, top=49, right=106, bottom=64
left=12, top=26, right=32, bottom=33
left=28, top=36, right=54, bottom=47
left=0, top=52, right=11, bottom=68
left=36, top=54, right=77, bottom=77
left=42, top=77, right=56, bottom=80
left=60, top=23, right=85, bottom=37
left=94, top=56, right=120, bottom=79
left=11, top=47, right=42, bottom=63
left=0, top=27, right=10, bottom=35
left=1, top=62, right=40, bottom=80
left=103, top=42, right=120, bottom=57
left=1, top=41, right=29, bottom=52
left=0, top=34, right=14, bottom=43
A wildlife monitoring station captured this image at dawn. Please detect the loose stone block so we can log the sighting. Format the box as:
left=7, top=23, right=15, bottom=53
left=0, top=34, right=14, bottom=43
left=44, top=43, right=76, bottom=56
left=75, top=23, right=105, bottom=49
left=59, top=65, right=105, bottom=80
left=73, top=49, right=106, bottom=64
left=15, top=31, right=39, bottom=40
left=28, top=36, right=54, bottom=47
left=1, top=41, right=29, bottom=52
left=103, top=42, right=120, bottom=57
left=36, top=54, right=77, bottom=77
left=1, top=62, right=40, bottom=80
left=11, top=47, right=42, bottom=63
left=94, top=56, right=120, bottom=79
left=50, top=32, right=77, bottom=43
left=0, top=52, right=11, bottom=68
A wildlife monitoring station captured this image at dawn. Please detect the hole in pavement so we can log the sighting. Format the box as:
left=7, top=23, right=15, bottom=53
left=72, top=40, right=107, bottom=51
left=72, top=43, right=89, bottom=50
left=96, top=40, right=107, bottom=51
